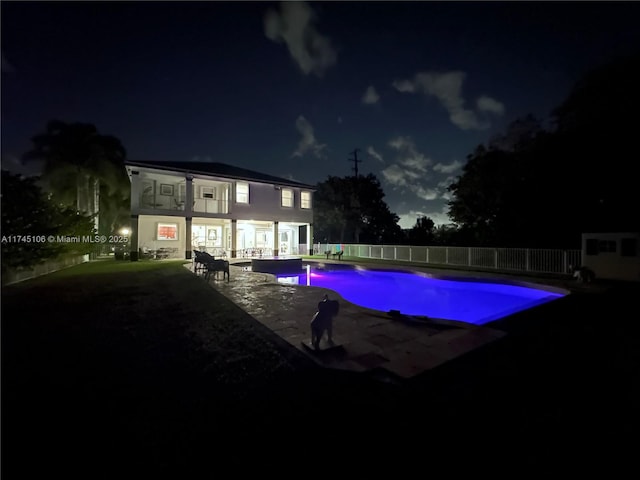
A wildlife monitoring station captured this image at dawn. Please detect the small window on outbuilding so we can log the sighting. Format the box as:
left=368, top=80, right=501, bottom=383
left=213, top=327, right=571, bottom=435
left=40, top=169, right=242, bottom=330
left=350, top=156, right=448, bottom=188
left=598, top=240, right=617, bottom=253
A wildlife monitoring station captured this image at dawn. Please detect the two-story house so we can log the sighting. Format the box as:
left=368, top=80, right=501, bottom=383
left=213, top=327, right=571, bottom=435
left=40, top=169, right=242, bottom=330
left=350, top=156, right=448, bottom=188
left=125, top=160, right=315, bottom=260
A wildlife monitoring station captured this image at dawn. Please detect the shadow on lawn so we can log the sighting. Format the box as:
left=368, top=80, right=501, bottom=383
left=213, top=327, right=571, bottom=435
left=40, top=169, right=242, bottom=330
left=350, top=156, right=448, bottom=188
left=2, top=260, right=639, bottom=473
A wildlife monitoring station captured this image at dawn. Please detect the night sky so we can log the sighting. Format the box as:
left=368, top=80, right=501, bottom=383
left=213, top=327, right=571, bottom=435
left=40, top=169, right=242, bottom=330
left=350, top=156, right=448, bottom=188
left=2, top=1, right=639, bottom=227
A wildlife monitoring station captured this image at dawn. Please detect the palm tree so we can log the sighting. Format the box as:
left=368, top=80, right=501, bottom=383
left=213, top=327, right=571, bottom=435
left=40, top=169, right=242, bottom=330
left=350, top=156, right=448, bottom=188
left=23, top=120, right=130, bottom=234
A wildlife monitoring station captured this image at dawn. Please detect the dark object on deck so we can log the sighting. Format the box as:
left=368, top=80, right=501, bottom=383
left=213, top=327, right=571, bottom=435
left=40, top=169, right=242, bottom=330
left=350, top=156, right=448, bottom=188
left=194, top=250, right=229, bottom=281
left=193, top=250, right=214, bottom=273
left=570, top=265, right=596, bottom=283
left=114, top=245, right=129, bottom=260
left=204, top=259, right=230, bottom=281
left=324, top=250, right=332, bottom=259
left=310, top=294, right=340, bottom=349
left=332, top=250, right=344, bottom=260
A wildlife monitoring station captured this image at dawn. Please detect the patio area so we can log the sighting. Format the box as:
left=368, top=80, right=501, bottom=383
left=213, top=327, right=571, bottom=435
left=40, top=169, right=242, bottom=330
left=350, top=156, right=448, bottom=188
left=188, top=259, right=509, bottom=379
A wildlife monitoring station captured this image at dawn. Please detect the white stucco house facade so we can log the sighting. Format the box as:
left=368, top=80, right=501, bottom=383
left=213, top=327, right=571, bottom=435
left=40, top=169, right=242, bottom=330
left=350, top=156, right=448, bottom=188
left=125, top=160, right=315, bottom=260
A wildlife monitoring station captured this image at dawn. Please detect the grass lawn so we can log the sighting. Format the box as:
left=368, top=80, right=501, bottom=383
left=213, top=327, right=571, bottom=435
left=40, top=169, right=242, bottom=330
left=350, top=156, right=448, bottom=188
left=2, top=258, right=639, bottom=473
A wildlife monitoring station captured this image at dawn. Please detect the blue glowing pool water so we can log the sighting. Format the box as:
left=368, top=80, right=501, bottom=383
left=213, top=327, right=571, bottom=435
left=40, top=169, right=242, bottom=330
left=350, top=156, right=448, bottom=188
left=276, top=267, right=566, bottom=325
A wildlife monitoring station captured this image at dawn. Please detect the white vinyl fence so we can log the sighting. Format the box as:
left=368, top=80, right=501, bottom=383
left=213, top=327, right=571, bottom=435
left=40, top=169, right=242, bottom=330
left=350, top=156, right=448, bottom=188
left=314, top=243, right=581, bottom=276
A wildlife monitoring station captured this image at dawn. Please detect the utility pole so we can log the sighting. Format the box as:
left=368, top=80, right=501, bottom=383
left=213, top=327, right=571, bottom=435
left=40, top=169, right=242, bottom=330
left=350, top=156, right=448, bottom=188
left=348, top=148, right=362, bottom=177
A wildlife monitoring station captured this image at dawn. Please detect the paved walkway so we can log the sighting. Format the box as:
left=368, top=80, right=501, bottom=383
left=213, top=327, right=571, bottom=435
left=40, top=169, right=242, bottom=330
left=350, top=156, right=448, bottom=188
left=186, top=259, right=518, bottom=379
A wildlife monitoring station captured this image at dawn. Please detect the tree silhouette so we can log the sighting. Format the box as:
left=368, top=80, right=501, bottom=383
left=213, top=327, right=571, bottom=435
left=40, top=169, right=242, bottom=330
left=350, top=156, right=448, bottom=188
left=313, top=173, right=402, bottom=244
left=23, top=120, right=130, bottom=236
left=407, top=216, right=435, bottom=245
left=447, top=53, right=640, bottom=248
left=1, top=170, right=96, bottom=275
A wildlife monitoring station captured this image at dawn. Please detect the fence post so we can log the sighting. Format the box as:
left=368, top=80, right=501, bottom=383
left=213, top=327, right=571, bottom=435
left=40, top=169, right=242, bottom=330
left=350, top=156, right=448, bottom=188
left=426, top=247, right=429, bottom=264
left=494, top=249, right=498, bottom=269
left=369, top=245, right=371, bottom=258
left=526, top=249, right=530, bottom=272
left=394, top=246, right=397, bottom=260
left=468, top=247, right=471, bottom=266
left=409, top=246, right=412, bottom=262
left=563, top=250, right=567, bottom=274
left=445, top=247, right=449, bottom=265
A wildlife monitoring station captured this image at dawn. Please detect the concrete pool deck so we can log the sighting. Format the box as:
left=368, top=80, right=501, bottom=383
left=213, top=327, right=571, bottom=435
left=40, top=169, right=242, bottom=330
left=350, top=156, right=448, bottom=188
left=185, top=258, right=571, bottom=379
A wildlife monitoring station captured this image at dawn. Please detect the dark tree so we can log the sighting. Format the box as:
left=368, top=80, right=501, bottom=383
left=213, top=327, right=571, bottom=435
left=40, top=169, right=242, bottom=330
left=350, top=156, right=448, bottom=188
left=447, top=53, right=640, bottom=248
left=488, top=114, right=544, bottom=152
left=352, top=174, right=404, bottom=244
left=1, top=170, right=96, bottom=275
left=550, top=52, right=640, bottom=235
left=23, top=120, right=130, bottom=236
left=313, top=173, right=402, bottom=244
left=407, top=216, right=436, bottom=245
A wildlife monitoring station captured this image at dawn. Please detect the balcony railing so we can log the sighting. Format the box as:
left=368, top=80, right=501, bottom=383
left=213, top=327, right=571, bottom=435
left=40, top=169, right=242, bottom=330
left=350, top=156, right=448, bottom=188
left=139, top=195, right=229, bottom=214
left=193, top=199, right=228, bottom=214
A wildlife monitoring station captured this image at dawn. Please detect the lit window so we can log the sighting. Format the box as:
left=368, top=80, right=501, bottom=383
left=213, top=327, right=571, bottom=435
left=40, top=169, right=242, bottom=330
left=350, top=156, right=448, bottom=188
left=236, top=182, right=249, bottom=203
left=281, top=189, right=293, bottom=207
left=301, top=191, right=311, bottom=209
left=201, top=186, right=215, bottom=199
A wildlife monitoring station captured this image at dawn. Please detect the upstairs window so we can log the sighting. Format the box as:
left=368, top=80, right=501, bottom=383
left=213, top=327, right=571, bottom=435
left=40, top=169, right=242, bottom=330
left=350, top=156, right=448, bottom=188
left=236, top=182, right=249, bottom=204
left=301, top=191, right=311, bottom=209
left=281, top=189, right=293, bottom=207
left=201, top=186, right=215, bottom=199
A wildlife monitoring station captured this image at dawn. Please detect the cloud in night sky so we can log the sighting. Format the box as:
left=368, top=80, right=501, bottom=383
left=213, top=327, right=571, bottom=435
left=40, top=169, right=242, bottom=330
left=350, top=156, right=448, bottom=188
left=433, top=159, right=463, bottom=174
left=362, top=85, right=380, bottom=105
left=437, top=176, right=457, bottom=201
left=476, top=95, right=505, bottom=115
left=412, top=185, right=439, bottom=200
left=4, top=1, right=637, bottom=230
left=388, top=136, right=431, bottom=172
left=264, top=1, right=337, bottom=77
left=292, top=115, right=327, bottom=158
left=392, top=71, right=504, bottom=130
left=398, top=206, right=454, bottom=229
left=383, top=136, right=439, bottom=201
left=366, top=146, right=384, bottom=163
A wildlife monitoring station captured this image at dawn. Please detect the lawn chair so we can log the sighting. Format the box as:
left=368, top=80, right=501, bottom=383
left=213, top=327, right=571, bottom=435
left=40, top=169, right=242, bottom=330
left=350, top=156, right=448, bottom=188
left=193, top=250, right=215, bottom=274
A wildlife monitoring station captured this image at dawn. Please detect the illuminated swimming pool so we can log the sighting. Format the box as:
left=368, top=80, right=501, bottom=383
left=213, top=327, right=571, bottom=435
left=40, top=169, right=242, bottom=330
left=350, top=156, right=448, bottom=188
left=276, top=266, right=566, bottom=325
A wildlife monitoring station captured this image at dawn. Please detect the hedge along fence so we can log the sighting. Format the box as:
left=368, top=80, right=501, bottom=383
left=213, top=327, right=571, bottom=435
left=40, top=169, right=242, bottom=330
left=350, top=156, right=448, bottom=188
left=1, top=254, right=90, bottom=286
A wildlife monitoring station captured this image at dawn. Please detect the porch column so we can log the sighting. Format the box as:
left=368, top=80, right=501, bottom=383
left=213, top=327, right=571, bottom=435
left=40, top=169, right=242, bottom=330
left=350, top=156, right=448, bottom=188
left=231, top=219, right=237, bottom=258
left=185, top=217, right=192, bottom=259
left=185, top=176, right=194, bottom=259
left=130, top=170, right=141, bottom=211
left=185, top=175, right=193, bottom=216
left=273, top=221, right=279, bottom=256
left=129, top=214, right=139, bottom=261
left=307, top=223, right=313, bottom=255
